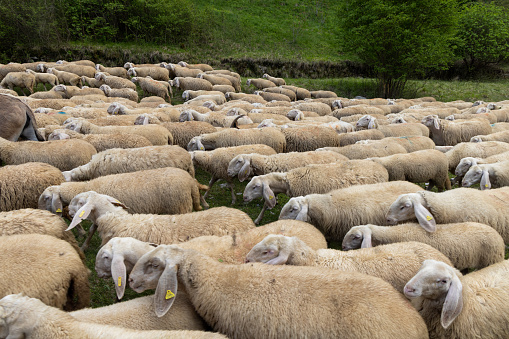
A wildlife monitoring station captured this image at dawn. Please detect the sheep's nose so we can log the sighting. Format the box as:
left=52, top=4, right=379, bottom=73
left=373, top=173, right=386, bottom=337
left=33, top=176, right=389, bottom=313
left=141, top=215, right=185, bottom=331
left=404, top=286, right=416, bottom=295
left=244, top=258, right=250, bottom=263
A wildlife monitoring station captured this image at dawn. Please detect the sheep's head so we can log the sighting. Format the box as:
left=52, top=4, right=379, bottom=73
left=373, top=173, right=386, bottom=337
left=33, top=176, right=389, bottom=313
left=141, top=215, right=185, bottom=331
left=454, top=157, right=479, bottom=176
left=246, top=79, right=252, bottom=86
left=257, top=119, right=277, bottom=128
left=178, top=61, right=188, bottom=67
left=47, top=131, right=70, bottom=141
left=386, top=192, right=436, bottom=232
left=182, top=90, right=190, bottom=100
left=202, top=100, right=216, bottom=110
left=99, top=84, right=111, bottom=95
left=127, top=68, right=137, bottom=77
left=421, top=115, right=440, bottom=129
left=123, top=62, right=134, bottom=69
left=287, top=109, right=303, bottom=121
left=187, top=136, right=205, bottom=151
left=227, top=154, right=252, bottom=181
left=36, top=63, right=46, bottom=72
left=342, top=225, right=373, bottom=250
left=107, top=102, right=122, bottom=115
left=470, top=136, right=482, bottom=143
left=404, top=260, right=463, bottom=329
left=332, top=99, right=343, bottom=109
left=262, top=73, right=269, bottom=79
left=356, top=115, right=375, bottom=129
left=279, top=196, right=309, bottom=221
left=245, top=234, right=292, bottom=264
left=476, top=107, right=489, bottom=114
left=179, top=110, right=193, bottom=122
left=472, top=100, right=485, bottom=107
left=53, top=84, right=66, bottom=92
left=38, top=186, right=63, bottom=215
left=243, top=175, right=276, bottom=208
left=487, top=103, right=501, bottom=110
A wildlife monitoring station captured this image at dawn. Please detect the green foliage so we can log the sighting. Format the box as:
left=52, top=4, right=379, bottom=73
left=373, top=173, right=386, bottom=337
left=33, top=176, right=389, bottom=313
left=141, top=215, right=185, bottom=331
left=455, top=2, right=509, bottom=72
left=336, top=0, right=459, bottom=98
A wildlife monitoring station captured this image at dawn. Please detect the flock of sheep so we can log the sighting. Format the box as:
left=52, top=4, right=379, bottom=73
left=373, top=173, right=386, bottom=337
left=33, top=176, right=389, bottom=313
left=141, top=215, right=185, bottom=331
left=0, top=58, right=509, bottom=338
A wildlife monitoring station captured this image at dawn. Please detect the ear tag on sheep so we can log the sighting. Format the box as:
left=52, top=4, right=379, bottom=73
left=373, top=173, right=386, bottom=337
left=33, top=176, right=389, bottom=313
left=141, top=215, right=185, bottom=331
left=165, top=289, right=175, bottom=300
left=426, top=215, right=433, bottom=221
left=56, top=208, right=62, bottom=213
left=117, top=277, right=122, bottom=286
left=79, top=210, right=85, bottom=218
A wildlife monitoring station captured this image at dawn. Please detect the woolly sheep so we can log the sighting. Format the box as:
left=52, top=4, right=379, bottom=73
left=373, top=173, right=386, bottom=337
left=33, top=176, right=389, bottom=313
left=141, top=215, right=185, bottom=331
left=48, top=130, right=153, bottom=152
left=227, top=150, right=348, bottom=182
left=0, top=62, right=25, bottom=82
left=310, top=90, right=337, bottom=99
left=342, top=223, right=505, bottom=270
left=187, top=127, right=286, bottom=153
left=178, top=61, right=213, bottom=72
left=64, top=117, right=173, bottom=145
left=386, top=188, right=509, bottom=242
left=318, top=140, right=407, bottom=159
left=197, top=73, right=232, bottom=87
left=127, top=66, right=170, bottom=81
left=38, top=167, right=208, bottom=217
left=100, top=84, right=139, bottom=102
left=0, top=234, right=90, bottom=310
left=262, top=73, right=286, bottom=86
left=161, top=121, right=216, bottom=149
left=63, top=145, right=195, bottom=181
left=356, top=114, right=429, bottom=137
left=54, top=63, right=96, bottom=78
left=95, top=72, right=137, bottom=90
left=244, top=160, right=389, bottom=224
left=128, top=245, right=428, bottom=338
left=453, top=151, right=509, bottom=185
left=280, top=126, right=341, bottom=152
left=182, top=89, right=225, bottom=101
left=291, top=101, right=332, bottom=116
left=96, top=63, right=128, bottom=78
left=81, top=75, right=102, bottom=87
left=471, top=129, right=509, bottom=143
left=172, top=77, right=213, bottom=91
left=421, top=114, right=492, bottom=146
left=191, top=144, right=277, bottom=204
left=336, top=129, right=385, bottom=146
left=263, top=87, right=296, bottom=101
left=66, top=191, right=255, bottom=249
left=179, top=109, right=250, bottom=127
left=446, top=141, right=509, bottom=172
left=53, top=84, right=105, bottom=99
left=404, top=259, right=509, bottom=338
left=0, top=71, right=35, bottom=95
left=225, top=92, right=267, bottom=103
left=25, top=69, right=58, bottom=90
left=360, top=135, right=436, bottom=153
left=1, top=162, right=64, bottom=211
left=47, top=68, right=82, bottom=87
left=131, top=77, right=170, bottom=102
left=368, top=149, right=451, bottom=191
left=0, top=294, right=225, bottom=339
left=246, top=78, right=277, bottom=90
left=165, top=63, right=203, bottom=78
left=279, top=181, right=423, bottom=241
left=0, top=135, right=97, bottom=171
left=281, top=85, right=311, bottom=100
left=462, top=160, right=509, bottom=190
left=246, top=235, right=452, bottom=292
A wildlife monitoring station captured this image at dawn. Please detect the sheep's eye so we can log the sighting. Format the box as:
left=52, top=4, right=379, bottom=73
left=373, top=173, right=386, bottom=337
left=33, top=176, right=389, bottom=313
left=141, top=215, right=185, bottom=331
left=353, top=235, right=360, bottom=239
left=262, top=251, right=268, bottom=255
left=400, top=206, right=405, bottom=210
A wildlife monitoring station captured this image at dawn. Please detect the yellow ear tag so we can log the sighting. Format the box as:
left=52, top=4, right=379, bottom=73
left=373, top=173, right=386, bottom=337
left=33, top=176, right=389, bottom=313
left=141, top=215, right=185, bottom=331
left=79, top=210, right=85, bottom=217
left=269, top=195, right=274, bottom=200
left=426, top=215, right=433, bottom=221
left=55, top=208, right=62, bottom=213
left=485, top=184, right=489, bottom=188
left=117, top=277, right=122, bottom=286
left=165, top=289, right=175, bottom=300
left=244, top=170, right=249, bottom=174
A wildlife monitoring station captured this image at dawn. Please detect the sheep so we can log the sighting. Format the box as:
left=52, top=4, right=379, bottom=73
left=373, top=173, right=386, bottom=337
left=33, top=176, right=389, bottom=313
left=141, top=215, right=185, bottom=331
left=47, top=68, right=82, bottom=87
left=70, top=292, right=209, bottom=332
left=128, top=245, right=429, bottom=338
left=179, top=110, right=247, bottom=128
left=0, top=234, right=90, bottom=310
left=461, top=160, right=509, bottom=190
left=0, top=136, right=97, bottom=171
left=187, top=127, right=286, bottom=153
left=281, top=85, right=311, bottom=100
left=95, top=72, right=137, bottom=90
left=191, top=144, right=277, bottom=204
left=99, top=84, right=139, bottom=102
left=446, top=141, right=509, bottom=172
left=165, top=63, right=202, bottom=78
left=368, top=149, right=451, bottom=191
left=0, top=71, right=35, bottom=95
left=49, top=130, right=153, bottom=151
left=247, top=235, right=452, bottom=293
left=211, top=84, right=236, bottom=93
left=178, top=61, right=214, bottom=72
left=172, top=76, right=213, bottom=91
left=246, top=78, right=277, bottom=90
left=386, top=188, right=509, bottom=242
left=261, top=87, right=296, bottom=101
left=333, top=106, right=387, bottom=119
left=262, top=73, right=285, bottom=86
left=161, top=121, right=216, bottom=149
left=279, top=126, right=341, bottom=152
left=208, top=73, right=242, bottom=91
left=453, top=151, right=509, bottom=185
left=53, top=84, right=105, bottom=99
left=342, top=223, right=505, bottom=271
left=225, top=92, right=267, bottom=104
left=244, top=160, right=389, bottom=224
left=228, top=150, right=348, bottom=182
left=80, top=75, right=103, bottom=87
left=254, top=90, right=291, bottom=102
left=131, top=77, right=170, bottom=102
left=197, top=73, right=232, bottom=87
left=291, top=101, right=332, bottom=116
left=1, top=162, right=64, bottom=211
left=124, top=62, right=161, bottom=69
left=182, top=89, right=225, bottom=100
left=66, top=191, right=255, bottom=248
left=64, top=117, right=173, bottom=145
left=0, top=62, right=25, bottom=82
left=279, top=181, right=423, bottom=241
left=0, top=294, right=226, bottom=339
left=336, top=128, right=385, bottom=146
left=318, top=140, right=408, bottom=159
left=356, top=114, right=430, bottom=137
left=471, top=129, right=509, bottom=143
left=54, top=63, right=96, bottom=78
left=64, top=145, right=195, bottom=182
left=421, top=114, right=492, bottom=146
left=403, top=259, right=509, bottom=338
left=310, top=90, right=337, bottom=99
left=96, top=63, right=128, bottom=78
left=127, top=66, right=170, bottom=81
left=25, top=69, right=58, bottom=90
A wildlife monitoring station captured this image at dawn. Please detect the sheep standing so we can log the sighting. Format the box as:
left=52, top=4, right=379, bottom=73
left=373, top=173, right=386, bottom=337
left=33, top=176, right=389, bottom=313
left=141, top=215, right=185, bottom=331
left=462, top=160, right=509, bottom=190
left=0, top=234, right=90, bottom=310
left=262, top=73, right=286, bottom=86
left=127, top=66, right=170, bottom=81
left=422, top=114, right=492, bottom=146
left=172, top=77, right=214, bottom=91
left=131, top=77, right=170, bottom=102
left=128, top=245, right=429, bottom=338
left=95, top=72, right=137, bottom=90
left=161, top=121, right=216, bottom=149
left=47, top=68, right=82, bottom=87
left=404, top=259, right=509, bottom=338
left=356, top=114, right=429, bottom=137
left=246, top=78, right=277, bottom=90
left=280, top=125, right=341, bottom=152
left=279, top=181, right=423, bottom=241
left=100, top=84, right=139, bottom=102
left=244, top=160, right=389, bottom=224
left=246, top=235, right=452, bottom=293
left=342, top=223, right=505, bottom=270
left=63, top=145, right=195, bottom=181
left=369, top=149, right=451, bottom=191
left=386, top=188, right=509, bottom=242
left=26, top=69, right=58, bottom=90
left=0, top=71, right=36, bottom=95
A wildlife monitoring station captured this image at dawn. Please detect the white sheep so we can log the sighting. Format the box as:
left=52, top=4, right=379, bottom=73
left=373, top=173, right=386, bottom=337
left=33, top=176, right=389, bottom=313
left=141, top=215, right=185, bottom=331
left=355, top=114, right=429, bottom=137
left=244, top=160, right=389, bottom=224
left=386, top=188, right=509, bottom=242
left=227, top=150, right=348, bottom=182
left=128, top=245, right=428, bottom=338
left=404, top=259, right=509, bottom=338
left=179, top=109, right=252, bottom=127
left=0, top=234, right=90, bottom=310
left=53, top=63, right=97, bottom=78
left=95, top=71, right=137, bottom=90
left=0, top=71, right=35, bottom=95
left=0, top=294, right=226, bottom=338
left=131, top=76, right=170, bottom=102
left=62, top=145, right=194, bottom=181
left=53, top=84, right=105, bottom=99
left=471, top=130, right=509, bottom=143
left=47, top=68, right=82, bottom=87
left=461, top=160, right=509, bottom=190
left=246, top=78, right=277, bottom=90
left=262, top=73, right=286, bottom=86
left=421, top=114, right=492, bottom=146
left=96, top=63, right=129, bottom=78
left=172, top=77, right=214, bottom=91
left=279, top=181, right=423, bottom=241
left=99, top=84, right=139, bottom=102
left=127, top=66, right=170, bottom=81
left=263, top=87, right=296, bottom=101
left=246, top=235, right=452, bottom=293
left=316, top=141, right=407, bottom=159
left=446, top=141, right=509, bottom=172
left=26, top=69, right=58, bottom=90
left=342, top=223, right=505, bottom=270
left=255, top=90, right=292, bottom=102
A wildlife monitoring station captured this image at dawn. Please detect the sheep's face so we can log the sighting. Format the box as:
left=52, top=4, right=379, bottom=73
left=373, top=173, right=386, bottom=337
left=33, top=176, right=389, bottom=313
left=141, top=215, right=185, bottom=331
left=385, top=193, right=420, bottom=225
left=129, top=246, right=180, bottom=292
left=245, top=235, right=282, bottom=263
left=331, top=99, right=343, bottom=109
left=404, top=260, right=454, bottom=300
left=461, top=166, right=483, bottom=187
left=53, top=84, right=66, bottom=92
left=123, top=62, right=134, bottom=69
left=355, top=115, right=372, bottom=128
left=68, top=194, right=89, bottom=219
left=470, top=136, right=482, bottom=143
left=341, top=226, right=365, bottom=250
left=421, top=115, right=440, bottom=129
left=227, top=155, right=247, bottom=178
left=455, top=157, right=477, bottom=176
left=243, top=177, right=264, bottom=202
left=95, top=245, right=113, bottom=278
left=99, top=84, right=110, bottom=95
left=279, top=197, right=308, bottom=221
left=107, top=102, right=121, bottom=115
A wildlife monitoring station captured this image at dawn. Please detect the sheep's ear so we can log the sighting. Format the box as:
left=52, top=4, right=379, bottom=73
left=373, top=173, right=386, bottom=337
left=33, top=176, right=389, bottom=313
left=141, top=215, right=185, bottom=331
left=105, top=196, right=129, bottom=210
left=51, top=193, right=63, bottom=215
left=262, top=183, right=276, bottom=209
left=360, top=229, right=373, bottom=248
left=66, top=202, right=93, bottom=231
left=142, top=116, right=149, bottom=125
left=368, top=117, right=376, bottom=129
left=265, top=249, right=290, bottom=265
left=196, top=138, right=205, bottom=151
left=414, top=201, right=436, bottom=232
left=441, top=274, right=463, bottom=329
left=480, top=169, right=491, bottom=190
left=295, top=201, right=309, bottom=221
left=433, top=117, right=440, bottom=130
left=154, top=264, right=178, bottom=317
left=111, top=253, right=126, bottom=299
left=238, top=159, right=251, bottom=182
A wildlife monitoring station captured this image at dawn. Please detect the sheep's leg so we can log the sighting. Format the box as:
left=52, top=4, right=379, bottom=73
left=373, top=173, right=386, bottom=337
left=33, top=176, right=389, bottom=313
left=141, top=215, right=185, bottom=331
left=228, top=181, right=236, bottom=205
left=254, top=204, right=268, bottom=225
left=203, top=176, right=218, bottom=200
left=80, top=223, right=97, bottom=252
